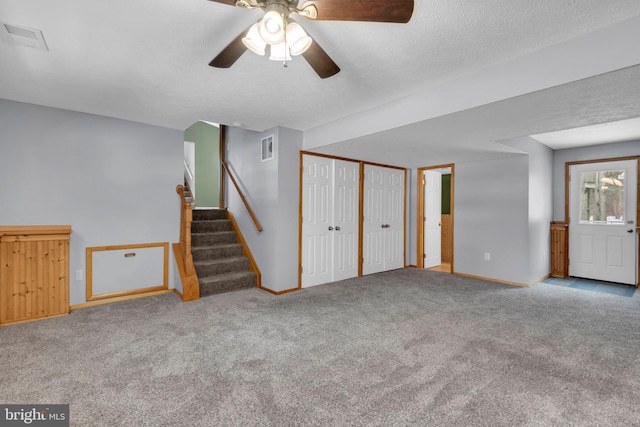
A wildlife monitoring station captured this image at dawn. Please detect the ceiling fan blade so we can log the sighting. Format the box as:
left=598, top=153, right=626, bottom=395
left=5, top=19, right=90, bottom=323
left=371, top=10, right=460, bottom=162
left=209, top=27, right=250, bottom=68
left=301, top=0, right=414, bottom=23
left=302, top=39, right=340, bottom=79
left=207, top=0, right=238, bottom=6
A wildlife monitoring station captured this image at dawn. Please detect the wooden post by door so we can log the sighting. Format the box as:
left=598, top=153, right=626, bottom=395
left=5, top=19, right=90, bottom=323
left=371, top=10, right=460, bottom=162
left=550, top=221, right=568, bottom=277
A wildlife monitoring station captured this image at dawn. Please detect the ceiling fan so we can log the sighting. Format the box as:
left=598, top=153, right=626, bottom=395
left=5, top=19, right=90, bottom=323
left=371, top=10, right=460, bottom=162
left=208, top=0, right=414, bottom=79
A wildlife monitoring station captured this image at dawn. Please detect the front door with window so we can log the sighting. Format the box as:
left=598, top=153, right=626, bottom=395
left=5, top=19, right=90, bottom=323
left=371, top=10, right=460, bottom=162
left=569, top=160, right=638, bottom=284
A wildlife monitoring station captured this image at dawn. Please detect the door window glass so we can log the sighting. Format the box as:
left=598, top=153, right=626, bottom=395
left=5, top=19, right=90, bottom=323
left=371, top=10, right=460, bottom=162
left=579, top=169, right=625, bottom=224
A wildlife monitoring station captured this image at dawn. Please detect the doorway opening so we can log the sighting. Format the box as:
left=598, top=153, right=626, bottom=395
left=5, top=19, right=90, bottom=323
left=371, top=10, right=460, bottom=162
left=418, top=164, right=454, bottom=273
left=184, top=120, right=222, bottom=209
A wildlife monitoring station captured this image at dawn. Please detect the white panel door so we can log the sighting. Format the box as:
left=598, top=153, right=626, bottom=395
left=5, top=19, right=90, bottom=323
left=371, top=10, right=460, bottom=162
left=363, top=166, right=386, bottom=275
left=333, top=160, right=360, bottom=281
left=302, top=155, right=333, bottom=287
left=424, top=170, right=442, bottom=269
left=363, top=165, right=405, bottom=275
left=569, top=160, right=637, bottom=284
left=302, top=156, right=360, bottom=287
left=384, top=168, right=405, bottom=271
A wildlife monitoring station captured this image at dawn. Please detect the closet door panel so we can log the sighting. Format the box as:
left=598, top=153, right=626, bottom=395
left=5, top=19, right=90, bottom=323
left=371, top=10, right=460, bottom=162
left=384, top=169, right=405, bottom=271
left=363, top=166, right=386, bottom=275
left=333, top=160, right=360, bottom=281
left=302, top=156, right=334, bottom=287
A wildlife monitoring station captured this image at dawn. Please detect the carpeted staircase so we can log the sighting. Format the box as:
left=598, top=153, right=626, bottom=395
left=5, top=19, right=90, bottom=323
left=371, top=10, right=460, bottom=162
left=191, top=209, right=257, bottom=297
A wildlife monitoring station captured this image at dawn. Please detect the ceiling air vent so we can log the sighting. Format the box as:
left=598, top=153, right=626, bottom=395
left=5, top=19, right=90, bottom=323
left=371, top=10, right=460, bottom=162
left=0, top=23, right=49, bottom=51
left=261, top=135, right=274, bottom=161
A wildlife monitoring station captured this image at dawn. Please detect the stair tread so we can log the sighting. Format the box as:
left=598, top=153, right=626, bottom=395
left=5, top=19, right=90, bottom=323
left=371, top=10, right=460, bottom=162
left=194, top=256, right=248, bottom=266
left=191, top=231, right=235, bottom=238
left=191, top=231, right=235, bottom=236
left=199, top=270, right=256, bottom=284
left=191, top=243, right=242, bottom=251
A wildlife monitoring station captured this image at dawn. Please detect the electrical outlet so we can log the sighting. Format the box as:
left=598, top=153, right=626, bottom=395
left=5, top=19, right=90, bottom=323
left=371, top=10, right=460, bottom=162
left=484, top=252, right=491, bottom=261
left=75, top=270, right=83, bottom=281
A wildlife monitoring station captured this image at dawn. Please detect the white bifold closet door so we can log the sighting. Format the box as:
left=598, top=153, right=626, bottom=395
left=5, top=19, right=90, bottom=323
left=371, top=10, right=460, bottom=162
left=301, top=155, right=360, bottom=288
left=362, top=164, right=405, bottom=275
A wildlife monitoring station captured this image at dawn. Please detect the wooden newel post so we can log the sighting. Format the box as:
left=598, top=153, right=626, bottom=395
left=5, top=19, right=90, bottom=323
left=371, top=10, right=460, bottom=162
left=175, top=185, right=200, bottom=301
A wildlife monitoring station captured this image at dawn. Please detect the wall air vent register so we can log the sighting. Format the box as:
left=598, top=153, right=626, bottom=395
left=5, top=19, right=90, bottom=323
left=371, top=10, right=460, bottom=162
left=0, top=23, right=49, bottom=51
left=261, top=135, right=274, bottom=161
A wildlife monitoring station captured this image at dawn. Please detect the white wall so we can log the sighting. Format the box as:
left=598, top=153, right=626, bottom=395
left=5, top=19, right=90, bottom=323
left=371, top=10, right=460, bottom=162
left=501, top=137, right=554, bottom=284
left=225, top=126, right=302, bottom=292
left=0, top=99, right=183, bottom=305
left=275, top=127, right=303, bottom=289
left=454, top=155, right=531, bottom=284
left=552, top=139, right=640, bottom=221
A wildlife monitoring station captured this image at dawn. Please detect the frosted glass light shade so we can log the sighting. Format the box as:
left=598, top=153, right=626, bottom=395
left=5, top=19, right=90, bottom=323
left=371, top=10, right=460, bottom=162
left=259, top=10, right=285, bottom=45
left=286, top=22, right=312, bottom=56
left=242, top=23, right=266, bottom=55
left=269, top=41, right=291, bottom=61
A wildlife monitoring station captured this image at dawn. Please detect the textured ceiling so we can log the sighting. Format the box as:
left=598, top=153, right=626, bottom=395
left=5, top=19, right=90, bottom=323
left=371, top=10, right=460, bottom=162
left=1, top=0, right=640, bottom=134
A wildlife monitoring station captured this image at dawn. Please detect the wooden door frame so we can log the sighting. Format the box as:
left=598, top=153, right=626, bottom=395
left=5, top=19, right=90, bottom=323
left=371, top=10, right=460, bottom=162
left=417, top=164, right=455, bottom=271
left=565, top=156, right=640, bottom=286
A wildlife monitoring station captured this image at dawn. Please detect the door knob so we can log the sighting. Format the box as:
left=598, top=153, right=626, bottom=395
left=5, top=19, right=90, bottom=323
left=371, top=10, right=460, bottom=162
left=628, top=228, right=634, bottom=233
left=335, top=226, right=341, bottom=231
left=328, top=226, right=334, bottom=231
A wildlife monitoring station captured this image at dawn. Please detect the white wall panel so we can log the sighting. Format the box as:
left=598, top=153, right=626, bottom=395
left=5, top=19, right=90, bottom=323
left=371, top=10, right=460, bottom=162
left=89, top=244, right=167, bottom=299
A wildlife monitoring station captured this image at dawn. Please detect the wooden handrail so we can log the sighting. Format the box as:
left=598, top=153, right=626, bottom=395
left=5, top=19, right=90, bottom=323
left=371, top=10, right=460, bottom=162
left=175, top=185, right=199, bottom=301
left=221, top=161, right=263, bottom=232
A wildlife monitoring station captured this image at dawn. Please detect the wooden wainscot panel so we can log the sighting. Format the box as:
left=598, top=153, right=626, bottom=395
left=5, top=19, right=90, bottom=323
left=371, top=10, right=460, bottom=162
left=86, top=242, right=169, bottom=301
left=550, top=222, right=568, bottom=278
left=0, top=225, right=72, bottom=326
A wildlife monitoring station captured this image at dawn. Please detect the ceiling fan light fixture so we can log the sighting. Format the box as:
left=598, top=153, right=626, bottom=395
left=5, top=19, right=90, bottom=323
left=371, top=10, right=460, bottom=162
left=286, top=21, right=312, bottom=56
left=259, top=8, right=285, bottom=45
left=242, top=22, right=266, bottom=55
left=269, top=40, right=291, bottom=62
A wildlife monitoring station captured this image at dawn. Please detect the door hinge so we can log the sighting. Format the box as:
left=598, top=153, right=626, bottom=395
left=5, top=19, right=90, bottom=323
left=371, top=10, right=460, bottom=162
left=301, top=266, right=303, bottom=273
left=423, top=253, right=426, bottom=259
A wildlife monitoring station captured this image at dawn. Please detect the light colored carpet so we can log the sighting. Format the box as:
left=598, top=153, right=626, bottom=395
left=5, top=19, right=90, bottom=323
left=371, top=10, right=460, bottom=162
left=2, top=269, right=640, bottom=426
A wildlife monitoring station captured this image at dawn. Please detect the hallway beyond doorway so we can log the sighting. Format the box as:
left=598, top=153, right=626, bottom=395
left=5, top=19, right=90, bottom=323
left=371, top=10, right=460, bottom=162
left=427, top=262, right=452, bottom=273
